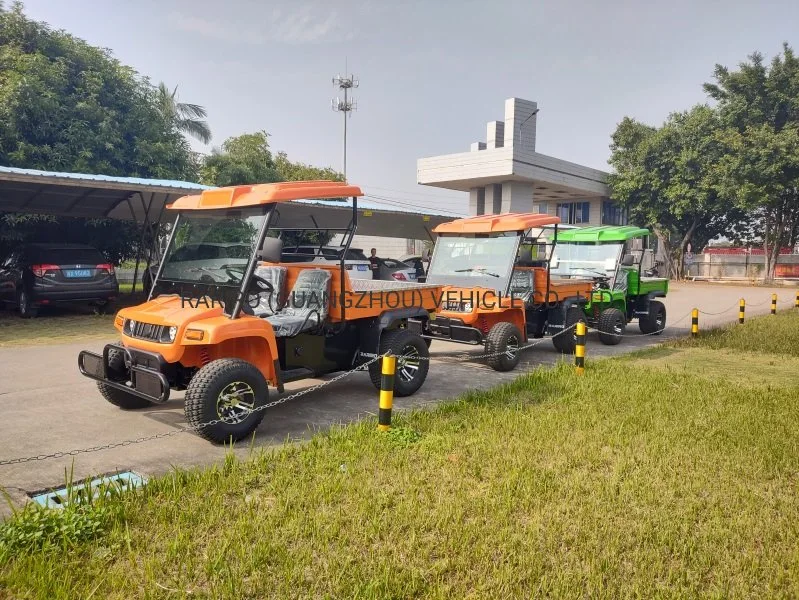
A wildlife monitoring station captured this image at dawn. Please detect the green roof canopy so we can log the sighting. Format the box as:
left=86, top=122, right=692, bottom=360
left=554, top=225, right=650, bottom=243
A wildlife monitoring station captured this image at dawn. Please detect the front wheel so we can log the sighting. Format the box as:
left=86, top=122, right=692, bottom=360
left=639, top=300, right=666, bottom=335
left=552, top=307, right=585, bottom=354
left=98, top=347, right=152, bottom=409
left=485, top=322, right=523, bottom=372
left=184, top=358, right=268, bottom=444
left=368, top=329, right=430, bottom=397
left=598, top=308, right=626, bottom=345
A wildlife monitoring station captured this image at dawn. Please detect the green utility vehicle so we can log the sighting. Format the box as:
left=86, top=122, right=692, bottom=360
left=551, top=226, right=669, bottom=344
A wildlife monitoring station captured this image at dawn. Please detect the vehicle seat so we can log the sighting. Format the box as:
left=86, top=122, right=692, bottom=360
left=510, top=269, right=535, bottom=306
left=265, top=269, right=331, bottom=337
left=613, top=269, right=631, bottom=293
left=251, top=265, right=287, bottom=317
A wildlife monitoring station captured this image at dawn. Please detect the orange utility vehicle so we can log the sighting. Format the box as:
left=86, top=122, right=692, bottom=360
left=78, top=181, right=443, bottom=443
left=408, top=213, right=592, bottom=370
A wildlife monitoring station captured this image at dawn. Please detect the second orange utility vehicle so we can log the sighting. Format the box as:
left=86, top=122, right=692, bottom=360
left=78, top=181, right=443, bottom=443
left=408, top=213, right=592, bottom=371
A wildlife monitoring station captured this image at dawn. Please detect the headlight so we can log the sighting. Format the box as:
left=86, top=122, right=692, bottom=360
left=124, top=319, right=136, bottom=335
left=158, top=325, right=178, bottom=343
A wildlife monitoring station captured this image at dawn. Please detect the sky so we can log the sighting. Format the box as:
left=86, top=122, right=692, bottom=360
left=17, top=0, right=799, bottom=215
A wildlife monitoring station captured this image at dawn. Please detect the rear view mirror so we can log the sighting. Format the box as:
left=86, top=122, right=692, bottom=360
left=603, top=258, right=616, bottom=270
left=551, top=256, right=560, bottom=268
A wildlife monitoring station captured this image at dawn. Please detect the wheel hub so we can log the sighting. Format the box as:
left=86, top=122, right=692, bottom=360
left=505, top=335, right=520, bottom=359
left=216, top=381, right=256, bottom=424
left=397, top=346, right=421, bottom=383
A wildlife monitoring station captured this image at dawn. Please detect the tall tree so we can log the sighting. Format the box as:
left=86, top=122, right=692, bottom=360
left=199, top=131, right=280, bottom=187
left=0, top=2, right=197, bottom=179
left=0, top=2, right=202, bottom=261
left=704, top=44, right=799, bottom=280
left=200, top=132, right=344, bottom=247
left=156, top=82, right=211, bottom=145
left=274, top=151, right=343, bottom=182
left=609, top=106, right=735, bottom=278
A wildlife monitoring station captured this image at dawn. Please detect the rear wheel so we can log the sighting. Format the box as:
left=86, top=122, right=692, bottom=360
left=369, top=329, right=430, bottom=397
left=639, top=300, right=666, bottom=335
left=598, top=308, right=625, bottom=345
left=552, top=306, right=584, bottom=354
left=98, top=348, right=152, bottom=409
left=17, top=289, right=37, bottom=318
left=485, top=322, right=523, bottom=372
left=184, top=358, right=268, bottom=443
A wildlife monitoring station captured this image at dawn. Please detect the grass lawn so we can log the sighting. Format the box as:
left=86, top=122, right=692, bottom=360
left=2, top=313, right=799, bottom=598
left=0, top=311, right=116, bottom=347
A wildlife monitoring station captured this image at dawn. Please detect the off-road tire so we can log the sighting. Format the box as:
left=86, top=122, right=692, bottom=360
left=598, top=307, right=626, bottom=345
left=552, top=306, right=584, bottom=354
left=97, top=348, right=152, bottom=409
left=485, top=322, right=523, bottom=372
left=639, top=300, right=666, bottom=335
left=368, top=329, right=430, bottom=397
left=17, top=289, right=37, bottom=318
left=184, top=358, right=268, bottom=444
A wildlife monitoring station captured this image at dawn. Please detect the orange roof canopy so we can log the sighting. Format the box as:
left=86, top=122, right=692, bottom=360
left=433, top=212, right=560, bottom=234
left=168, top=180, right=363, bottom=210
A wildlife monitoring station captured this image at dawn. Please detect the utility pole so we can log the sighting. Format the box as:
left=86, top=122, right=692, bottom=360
left=332, top=69, right=358, bottom=181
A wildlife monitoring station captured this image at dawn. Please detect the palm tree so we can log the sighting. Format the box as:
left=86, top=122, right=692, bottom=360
left=157, top=82, right=212, bottom=144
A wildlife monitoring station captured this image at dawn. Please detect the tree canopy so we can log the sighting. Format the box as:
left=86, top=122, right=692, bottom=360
left=609, top=44, right=799, bottom=280
left=0, top=2, right=198, bottom=179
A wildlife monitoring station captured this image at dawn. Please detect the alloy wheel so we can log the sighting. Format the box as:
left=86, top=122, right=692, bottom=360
left=216, top=381, right=256, bottom=424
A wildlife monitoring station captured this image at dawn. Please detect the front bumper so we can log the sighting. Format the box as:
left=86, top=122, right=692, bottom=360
left=408, top=316, right=483, bottom=345
left=78, top=343, right=170, bottom=403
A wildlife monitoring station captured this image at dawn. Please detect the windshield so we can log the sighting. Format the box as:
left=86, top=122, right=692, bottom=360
left=551, top=242, right=623, bottom=278
left=159, top=210, right=267, bottom=287
left=426, top=234, right=520, bottom=291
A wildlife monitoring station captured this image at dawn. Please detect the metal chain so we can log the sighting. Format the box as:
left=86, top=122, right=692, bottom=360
left=583, top=310, right=695, bottom=338
left=0, top=357, right=381, bottom=466
left=2, top=298, right=794, bottom=466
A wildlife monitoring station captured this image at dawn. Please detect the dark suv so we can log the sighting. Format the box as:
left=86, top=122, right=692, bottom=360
left=0, top=243, right=119, bottom=317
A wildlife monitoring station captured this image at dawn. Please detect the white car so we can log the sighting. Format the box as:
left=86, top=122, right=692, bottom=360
left=281, top=245, right=372, bottom=279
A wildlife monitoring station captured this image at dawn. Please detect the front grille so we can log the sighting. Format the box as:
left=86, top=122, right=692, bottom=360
left=130, top=321, right=167, bottom=342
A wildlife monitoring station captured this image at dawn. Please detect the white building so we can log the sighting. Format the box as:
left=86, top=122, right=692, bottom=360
left=417, top=97, right=626, bottom=226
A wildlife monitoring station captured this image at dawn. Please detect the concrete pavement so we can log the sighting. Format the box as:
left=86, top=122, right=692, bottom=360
left=0, top=282, right=794, bottom=514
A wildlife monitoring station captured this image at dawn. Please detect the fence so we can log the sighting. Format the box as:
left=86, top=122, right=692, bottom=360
left=685, top=253, right=799, bottom=282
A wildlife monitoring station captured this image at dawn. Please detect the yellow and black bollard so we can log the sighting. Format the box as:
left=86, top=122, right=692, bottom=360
left=795, top=290, right=798, bottom=309
left=377, top=354, right=396, bottom=432
left=738, top=298, right=745, bottom=324
left=691, top=308, right=699, bottom=337
left=771, top=293, right=777, bottom=315
left=575, top=321, right=586, bottom=375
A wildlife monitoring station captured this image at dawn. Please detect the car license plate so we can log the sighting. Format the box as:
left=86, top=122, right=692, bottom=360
left=357, top=265, right=368, bottom=271
left=65, top=269, right=91, bottom=278
left=409, top=273, right=417, bottom=279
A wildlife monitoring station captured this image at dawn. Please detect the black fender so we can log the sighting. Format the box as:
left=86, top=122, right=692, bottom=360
left=545, top=295, right=586, bottom=334
left=632, top=291, right=666, bottom=317
left=357, top=308, right=431, bottom=359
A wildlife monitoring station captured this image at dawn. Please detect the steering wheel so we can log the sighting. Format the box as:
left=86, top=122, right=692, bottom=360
left=249, top=273, right=274, bottom=294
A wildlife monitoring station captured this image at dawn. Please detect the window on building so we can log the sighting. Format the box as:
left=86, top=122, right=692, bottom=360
left=492, top=184, right=502, bottom=214
left=556, top=201, right=590, bottom=224
left=601, top=200, right=628, bottom=225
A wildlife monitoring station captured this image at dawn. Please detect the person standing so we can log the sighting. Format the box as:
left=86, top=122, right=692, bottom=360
left=368, top=248, right=381, bottom=280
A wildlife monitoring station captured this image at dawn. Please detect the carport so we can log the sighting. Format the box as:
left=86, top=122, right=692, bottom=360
left=0, top=166, right=457, bottom=288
